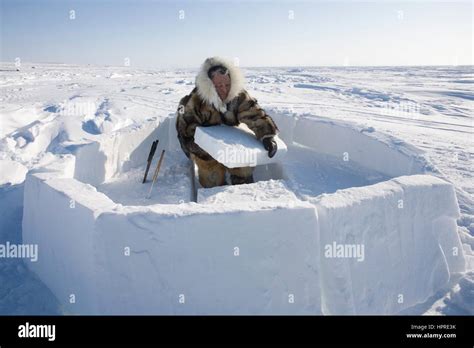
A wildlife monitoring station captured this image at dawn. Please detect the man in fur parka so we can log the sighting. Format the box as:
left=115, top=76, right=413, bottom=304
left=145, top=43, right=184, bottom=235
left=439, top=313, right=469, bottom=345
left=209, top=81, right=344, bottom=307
left=176, top=56, right=279, bottom=188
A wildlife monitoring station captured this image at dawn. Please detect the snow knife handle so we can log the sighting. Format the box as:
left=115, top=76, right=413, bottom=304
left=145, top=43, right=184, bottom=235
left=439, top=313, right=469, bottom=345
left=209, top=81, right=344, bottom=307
left=142, top=139, right=159, bottom=183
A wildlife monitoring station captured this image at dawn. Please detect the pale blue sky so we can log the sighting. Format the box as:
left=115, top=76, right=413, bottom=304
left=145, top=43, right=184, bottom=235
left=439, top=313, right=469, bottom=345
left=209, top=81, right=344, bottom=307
left=1, top=0, right=472, bottom=68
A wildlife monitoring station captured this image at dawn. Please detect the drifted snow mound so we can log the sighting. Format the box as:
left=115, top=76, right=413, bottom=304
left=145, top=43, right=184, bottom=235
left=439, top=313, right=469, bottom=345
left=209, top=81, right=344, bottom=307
left=0, top=159, right=28, bottom=185
left=22, top=111, right=466, bottom=314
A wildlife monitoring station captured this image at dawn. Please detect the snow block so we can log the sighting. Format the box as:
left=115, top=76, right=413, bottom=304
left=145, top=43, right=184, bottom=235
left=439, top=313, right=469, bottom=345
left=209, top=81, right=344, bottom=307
left=315, top=175, right=464, bottom=314
left=22, top=173, right=115, bottom=314
left=93, top=202, right=320, bottom=314
left=267, top=110, right=298, bottom=145
left=74, top=118, right=170, bottom=185
left=292, top=115, right=427, bottom=177
left=393, top=175, right=466, bottom=275
left=194, top=124, right=287, bottom=168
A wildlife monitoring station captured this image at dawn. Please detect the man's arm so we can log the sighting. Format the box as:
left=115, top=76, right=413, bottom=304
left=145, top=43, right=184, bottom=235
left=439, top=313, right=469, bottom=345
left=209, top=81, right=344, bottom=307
left=235, top=90, right=279, bottom=157
left=176, top=93, right=212, bottom=161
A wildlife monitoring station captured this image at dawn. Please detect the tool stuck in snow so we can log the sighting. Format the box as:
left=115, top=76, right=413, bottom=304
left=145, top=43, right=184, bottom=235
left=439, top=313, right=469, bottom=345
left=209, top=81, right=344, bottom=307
left=142, top=139, right=159, bottom=183
left=190, top=159, right=198, bottom=202
left=146, top=149, right=166, bottom=199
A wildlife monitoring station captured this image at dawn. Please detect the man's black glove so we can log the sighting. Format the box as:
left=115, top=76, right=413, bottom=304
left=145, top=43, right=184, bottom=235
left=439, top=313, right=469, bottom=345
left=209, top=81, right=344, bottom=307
left=262, top=137, right=277, bottom=158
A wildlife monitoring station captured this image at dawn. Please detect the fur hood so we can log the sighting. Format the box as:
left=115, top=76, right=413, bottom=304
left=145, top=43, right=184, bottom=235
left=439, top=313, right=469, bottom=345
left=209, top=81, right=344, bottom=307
left=195, top=56, right=245, bottom=113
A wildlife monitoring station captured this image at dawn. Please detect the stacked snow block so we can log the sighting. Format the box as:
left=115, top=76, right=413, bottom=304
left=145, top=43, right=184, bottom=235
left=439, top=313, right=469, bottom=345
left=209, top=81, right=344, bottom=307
left=268, top=112, right=465, bottom=314
left=23, top=172, right=320, bottom=314
left=22, top=119, right=321, bottom=314
left=315, top=175, right=464, bottom=314
left=22, top=112, right=466, bottom=314
left=272, top=111, right=427, bottom=178
left=74, top=118, right=170, bottom=186
left=93, top=199, right=320, bottom=314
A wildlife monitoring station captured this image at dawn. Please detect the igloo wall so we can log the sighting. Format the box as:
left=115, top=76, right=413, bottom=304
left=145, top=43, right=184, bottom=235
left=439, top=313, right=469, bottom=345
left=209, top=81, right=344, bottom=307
left=22, top=111, right=466, bottom=314
left=23, top=170, right=320, bottom=314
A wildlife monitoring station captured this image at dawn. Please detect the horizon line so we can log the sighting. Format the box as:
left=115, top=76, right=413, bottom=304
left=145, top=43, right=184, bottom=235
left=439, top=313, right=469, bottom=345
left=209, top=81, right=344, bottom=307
left=1, top=61, right=472, bottom=70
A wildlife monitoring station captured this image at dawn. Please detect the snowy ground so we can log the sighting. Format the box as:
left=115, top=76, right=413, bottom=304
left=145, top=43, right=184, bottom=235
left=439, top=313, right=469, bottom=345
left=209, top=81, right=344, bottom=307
left=0, top=62, right=472, bottom=314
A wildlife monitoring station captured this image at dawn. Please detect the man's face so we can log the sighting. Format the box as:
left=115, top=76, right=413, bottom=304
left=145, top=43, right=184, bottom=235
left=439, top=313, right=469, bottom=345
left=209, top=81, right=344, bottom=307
left=211, top=73, right=231, bottom=101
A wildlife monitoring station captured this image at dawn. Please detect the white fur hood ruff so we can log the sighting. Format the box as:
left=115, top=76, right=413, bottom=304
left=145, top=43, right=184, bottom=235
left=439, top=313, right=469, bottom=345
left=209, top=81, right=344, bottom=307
left=195, top=56, right=245, bottom=113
